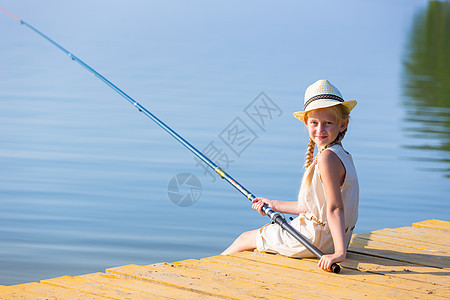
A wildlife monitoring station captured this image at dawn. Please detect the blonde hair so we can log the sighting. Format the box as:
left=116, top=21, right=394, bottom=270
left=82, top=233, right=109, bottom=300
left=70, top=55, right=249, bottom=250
left=297, top=104, right=350, bottom=204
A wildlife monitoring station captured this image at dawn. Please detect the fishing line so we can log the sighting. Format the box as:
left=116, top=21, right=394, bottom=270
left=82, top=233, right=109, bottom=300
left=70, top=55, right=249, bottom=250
left=1, top=8, right=340, bottom=273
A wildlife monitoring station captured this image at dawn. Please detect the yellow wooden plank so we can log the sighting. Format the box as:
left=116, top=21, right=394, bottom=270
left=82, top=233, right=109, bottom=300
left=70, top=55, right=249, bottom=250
left=372, top=226, right=449, bottom=247
left=199, top=254, right=440, bottom=299
left=413, top=220, right=450, bottom=231
left=356, top=232, right=450, bottom=253
left=349, top=237, right=450, bottom=269
left=0, top=284, right=54, bottom=300
left=0, top=281, right=113, bottom=299
left=80, top=272, right=223, bottom=299
left=42, top=275, right=159, bottom=300
left=174, top=258, right=385, bottom=299
left=343, top=252, right=450, bottom=287
left=230, top=251, right=449, bottom=298
left=247, top=250, right=449, bottom=288
left=106, top=262, right=325, bottom=299
left=350, top=233, right=450, bottom=259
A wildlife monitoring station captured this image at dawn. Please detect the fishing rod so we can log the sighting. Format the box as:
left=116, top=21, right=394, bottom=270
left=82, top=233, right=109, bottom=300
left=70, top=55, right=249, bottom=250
left=1, top=8, right=340, bottom=273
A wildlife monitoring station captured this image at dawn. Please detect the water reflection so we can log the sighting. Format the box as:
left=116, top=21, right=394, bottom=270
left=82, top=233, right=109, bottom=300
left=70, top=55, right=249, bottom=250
left=402, top=1, right=450, bottom=177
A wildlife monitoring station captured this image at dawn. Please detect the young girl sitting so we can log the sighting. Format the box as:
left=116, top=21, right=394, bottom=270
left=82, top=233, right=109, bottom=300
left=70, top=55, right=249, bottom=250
left=221, top=79, right=359, bottom=272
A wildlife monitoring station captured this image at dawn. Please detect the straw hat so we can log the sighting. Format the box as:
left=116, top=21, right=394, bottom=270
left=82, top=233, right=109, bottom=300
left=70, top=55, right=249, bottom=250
left=293, top=79, right=357, bottom=122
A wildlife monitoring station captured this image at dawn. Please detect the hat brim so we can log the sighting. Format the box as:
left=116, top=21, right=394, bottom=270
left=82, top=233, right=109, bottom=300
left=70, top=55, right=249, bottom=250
left=293, top=100, right=357, bottom=122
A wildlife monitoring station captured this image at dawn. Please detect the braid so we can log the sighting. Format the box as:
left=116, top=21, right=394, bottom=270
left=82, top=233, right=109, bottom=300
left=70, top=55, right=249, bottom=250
left=304, top=138, right=316, bottom=170
left=298, top=138, right=316, bottom=204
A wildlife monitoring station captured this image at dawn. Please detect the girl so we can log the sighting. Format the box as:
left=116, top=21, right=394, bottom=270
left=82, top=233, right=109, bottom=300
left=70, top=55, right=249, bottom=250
left=221, top=79, right=359, bottom=272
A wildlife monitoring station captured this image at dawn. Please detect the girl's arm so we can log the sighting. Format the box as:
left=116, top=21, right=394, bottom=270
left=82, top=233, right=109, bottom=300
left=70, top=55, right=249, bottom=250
left=252, top=197, right=302, bottom=216
left=317, top=150, right=347, bottom=271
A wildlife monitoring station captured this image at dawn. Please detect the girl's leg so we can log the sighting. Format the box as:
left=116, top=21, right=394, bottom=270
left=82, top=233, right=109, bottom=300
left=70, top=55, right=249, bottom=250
left=221, top=229, right=258, bottom=255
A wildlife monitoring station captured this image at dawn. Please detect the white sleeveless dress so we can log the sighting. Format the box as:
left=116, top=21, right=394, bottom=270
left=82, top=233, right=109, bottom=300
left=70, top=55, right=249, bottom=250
left=255, top=144, right=359, bottom=257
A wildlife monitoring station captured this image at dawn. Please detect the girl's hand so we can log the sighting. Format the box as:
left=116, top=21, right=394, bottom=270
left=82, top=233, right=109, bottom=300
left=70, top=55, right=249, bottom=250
left=251, top=197, right=274, bottom=216
left=318, top=251, right=346, bottom=272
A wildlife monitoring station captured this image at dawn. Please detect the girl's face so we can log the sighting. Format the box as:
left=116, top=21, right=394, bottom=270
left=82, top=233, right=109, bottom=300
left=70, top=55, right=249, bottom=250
left=304, top=108, right=348, bottom=150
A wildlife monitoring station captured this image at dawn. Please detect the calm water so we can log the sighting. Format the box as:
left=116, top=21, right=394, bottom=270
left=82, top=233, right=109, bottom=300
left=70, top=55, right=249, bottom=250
left=1, top=0, right=448, bottom=285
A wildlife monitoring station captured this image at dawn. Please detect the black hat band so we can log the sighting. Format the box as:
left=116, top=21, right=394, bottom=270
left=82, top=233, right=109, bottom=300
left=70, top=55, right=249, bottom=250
left=304, top=94, right=344, bottom=110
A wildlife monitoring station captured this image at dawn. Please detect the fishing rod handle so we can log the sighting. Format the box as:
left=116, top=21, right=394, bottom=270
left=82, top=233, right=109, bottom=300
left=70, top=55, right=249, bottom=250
left=263, top=204, right=341, bottom=274
left=262, top=204, right=276, bottom=218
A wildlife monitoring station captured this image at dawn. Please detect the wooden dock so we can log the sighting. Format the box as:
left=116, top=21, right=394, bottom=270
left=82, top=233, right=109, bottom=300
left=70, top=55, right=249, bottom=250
left=1, top=219, right=449, bottom=299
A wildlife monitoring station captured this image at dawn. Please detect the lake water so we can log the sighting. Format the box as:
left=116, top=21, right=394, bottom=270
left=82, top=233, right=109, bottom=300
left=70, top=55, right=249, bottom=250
left=0, top=0, right=448, bottom=285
